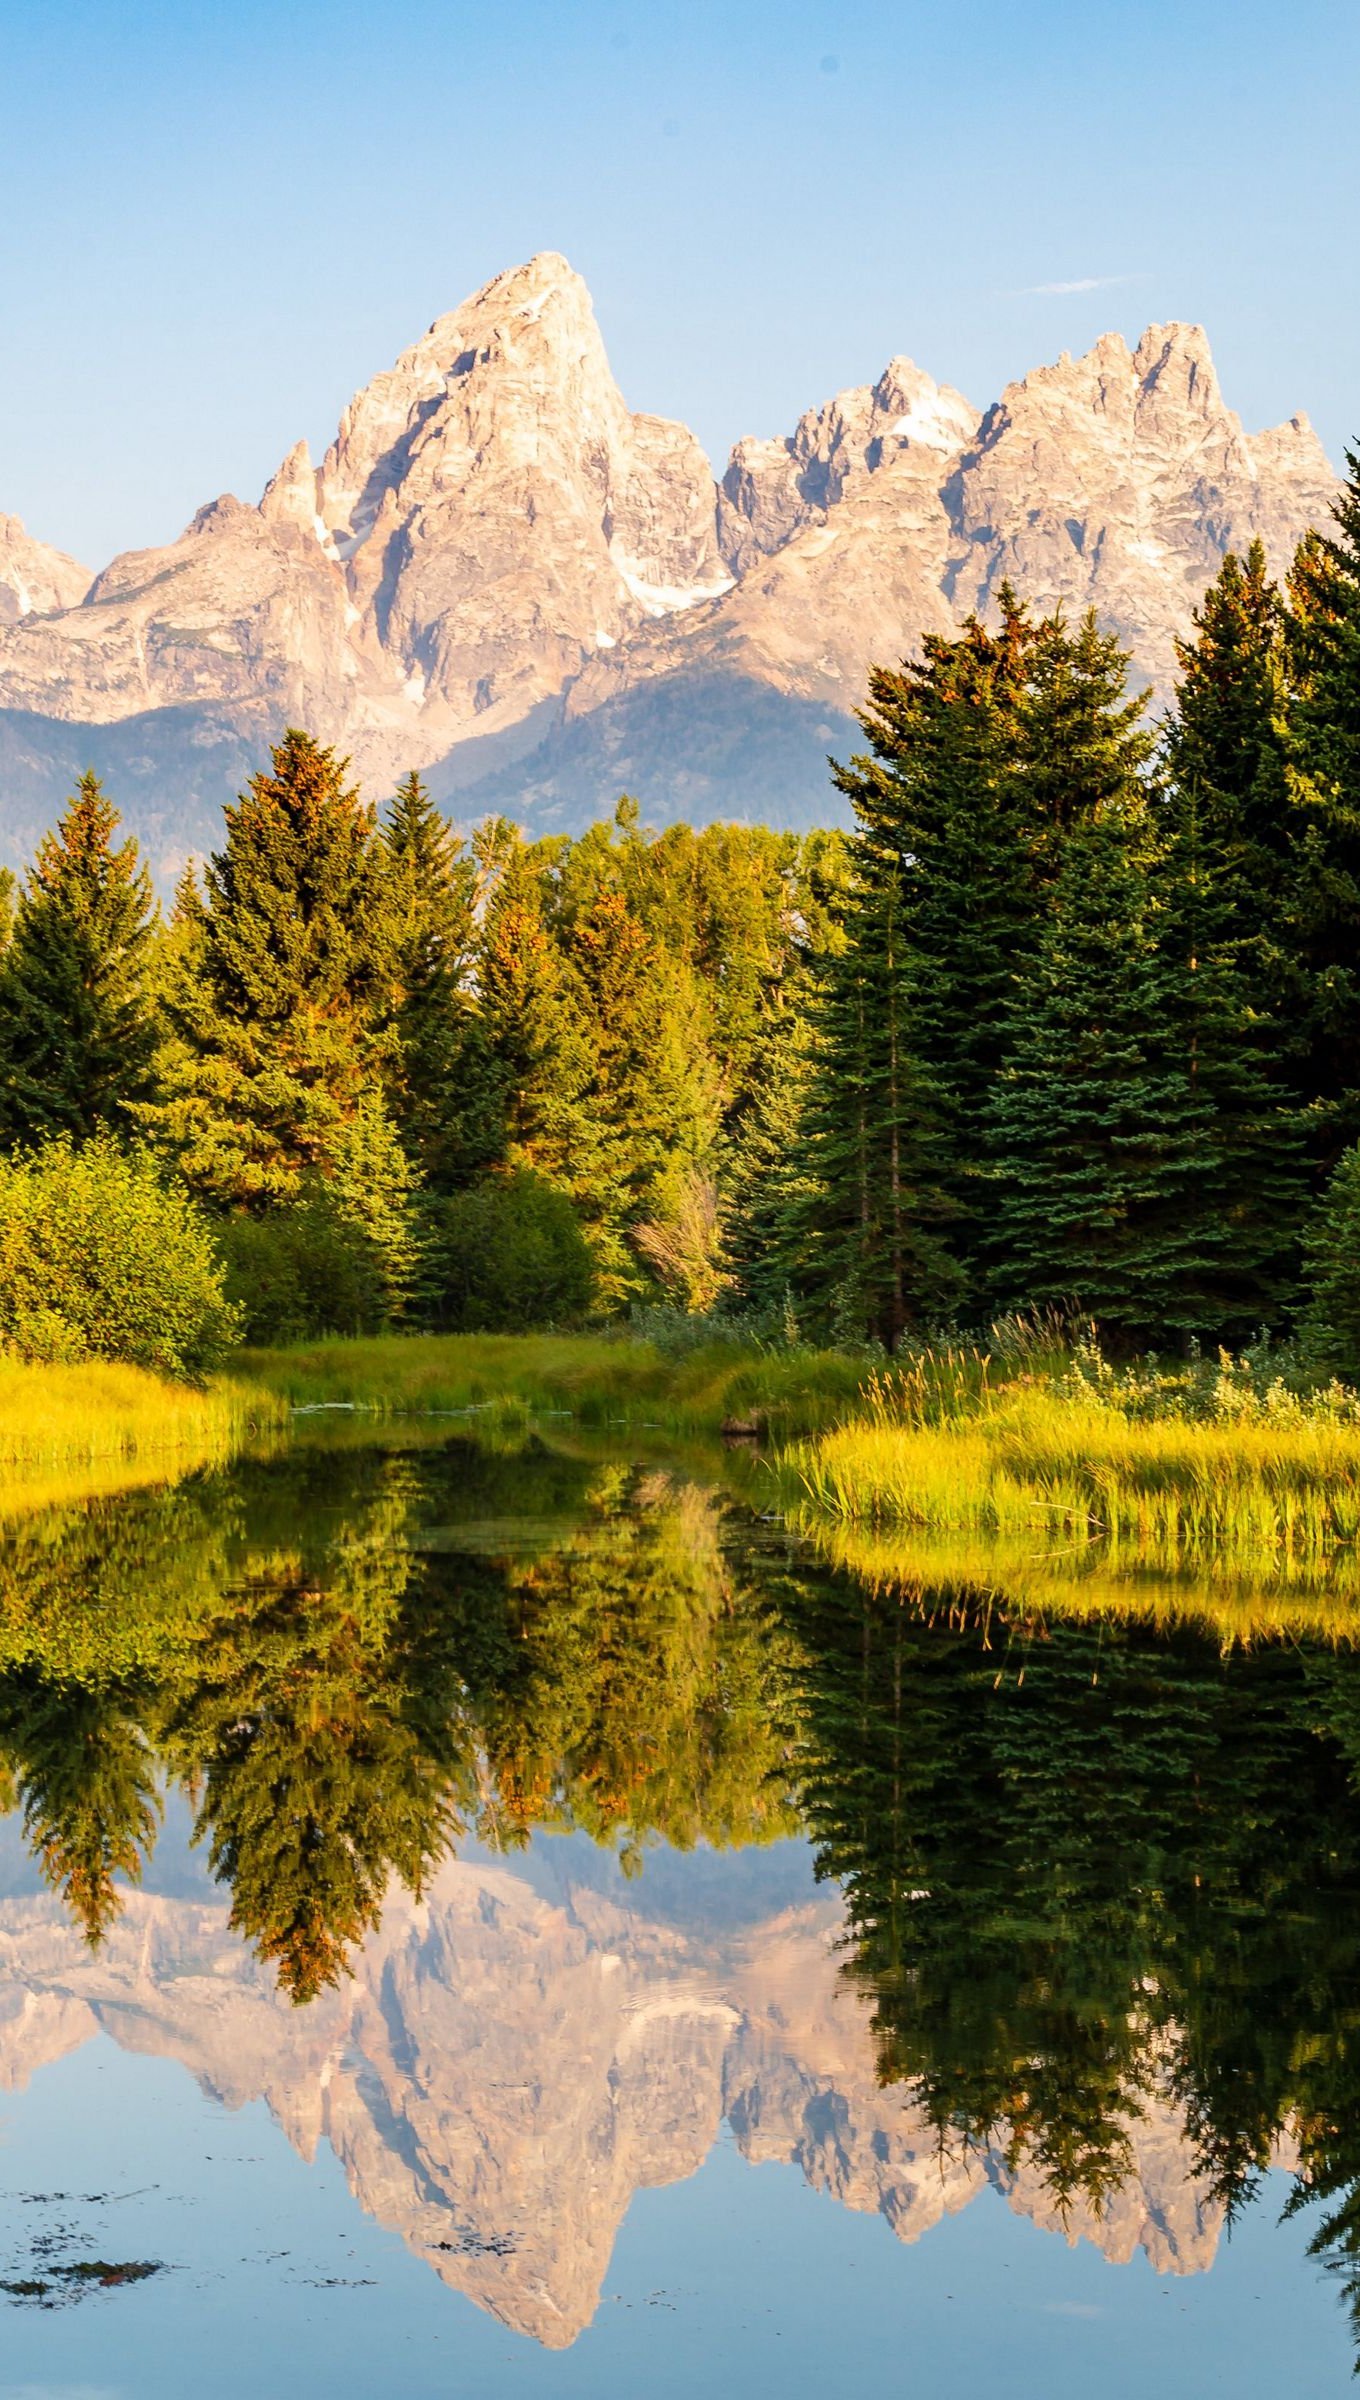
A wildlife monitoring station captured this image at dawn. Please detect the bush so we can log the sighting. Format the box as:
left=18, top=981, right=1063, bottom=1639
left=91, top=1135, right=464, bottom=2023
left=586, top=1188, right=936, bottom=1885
left=1303, top=1145, right=1360, bottom=1381
left=217, top=1197, right=391, bottom=1345
left=0, top=1136, right=239, bottom=1378
left=425, top=1170, right=596, bottom=1331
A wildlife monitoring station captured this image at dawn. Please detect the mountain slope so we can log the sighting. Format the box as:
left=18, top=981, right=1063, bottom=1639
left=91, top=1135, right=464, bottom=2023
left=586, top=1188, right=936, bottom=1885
left=0, top=256, right=1337, bottom=871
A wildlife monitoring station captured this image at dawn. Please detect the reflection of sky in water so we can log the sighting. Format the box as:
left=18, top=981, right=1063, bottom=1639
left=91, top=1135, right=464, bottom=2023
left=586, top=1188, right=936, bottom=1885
left=0, top=1434, right=1356, bottom=2391
left=0, top=1920, right=1346, bottom=2400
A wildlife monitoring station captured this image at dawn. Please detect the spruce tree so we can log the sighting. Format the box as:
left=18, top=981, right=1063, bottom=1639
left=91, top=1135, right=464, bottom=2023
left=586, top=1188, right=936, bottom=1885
left=476, top=837, right=592, bottom=1186
left=986, top=805, right=1181, bottom=1334
left=564, top=885, right=723, bottom=1307
left=985, top=790, right=1300, bottom=1343
left=378, top=771, right=484, bottom=1188
left=1149, top=789, right=1306, bottom=1333
left=1284, top=456, right=1360, bottom=1158
left=830, top=600, right=1037, bottom=1208
left=800, top=839, right=960, bottom=1347
left=0, top=773, right=156, bottom=1146
left=725, top=1008, right=820, bottom=1326
left=144, top=730, right=388, bottom=1205
left=1164, top=541, right=1293, bottom=941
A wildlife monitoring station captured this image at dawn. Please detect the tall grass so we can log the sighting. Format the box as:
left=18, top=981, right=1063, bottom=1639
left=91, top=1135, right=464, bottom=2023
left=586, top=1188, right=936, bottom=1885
left=0, top=1356, right=284, bottom=1513
left=235, top=1330, right=874, bottom=1438
left=782, top=1346, right=1360, bottom=1569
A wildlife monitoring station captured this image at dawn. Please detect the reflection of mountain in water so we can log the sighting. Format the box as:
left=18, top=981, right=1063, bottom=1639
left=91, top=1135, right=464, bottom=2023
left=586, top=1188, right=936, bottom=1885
left=1, top=1431, right=1358, bottom=2350
left=0, top=1838, right=1249, bottom=2346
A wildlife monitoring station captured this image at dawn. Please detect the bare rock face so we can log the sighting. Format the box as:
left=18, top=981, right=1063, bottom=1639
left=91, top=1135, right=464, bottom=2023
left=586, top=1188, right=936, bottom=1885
left=0, top=1851, right=1253, bottom=2346
left=0, top=259, right=1338, bottom=858
left=0, top=514, right=91, bottom=624
left=943, top=324, right=1337, bottom=689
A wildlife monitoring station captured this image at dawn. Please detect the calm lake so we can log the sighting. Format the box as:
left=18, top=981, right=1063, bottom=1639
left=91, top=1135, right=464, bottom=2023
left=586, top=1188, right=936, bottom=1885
left=0, top=1423, right=1353, bottom=2395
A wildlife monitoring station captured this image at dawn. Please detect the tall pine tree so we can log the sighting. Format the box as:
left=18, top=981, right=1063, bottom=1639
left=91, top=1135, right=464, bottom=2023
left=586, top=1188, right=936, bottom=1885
left=1163, top=540, right=1294, bottom=945
left=1283, top=456, right=1360, bottom=1159
left=377, top=771, right=489, bottom=1188
left=986, top=783, right=1302, bottom=1343
left=0, top=773, right=156, bottom=1146
left=142, top=729, right=391, bottom=1205
left=799, top=834, right=961, bottom=1347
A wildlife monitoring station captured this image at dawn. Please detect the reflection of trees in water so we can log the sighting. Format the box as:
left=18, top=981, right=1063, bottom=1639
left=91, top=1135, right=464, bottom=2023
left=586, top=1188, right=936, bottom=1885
left=783, top=1563, right=1360, bottom=2346
left=0, top=1441, right=798, bottom=1996
left=8, top=1441, right=1360, bottom=2339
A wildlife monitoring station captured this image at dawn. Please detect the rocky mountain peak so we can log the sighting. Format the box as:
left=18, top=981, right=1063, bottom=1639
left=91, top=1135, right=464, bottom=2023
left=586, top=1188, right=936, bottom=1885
left=718, top=355, right=977, bottom=575
left=0, top=267, right=1339, bottom=865
left=0, top=513, right=92, bottom=624
left=260, top=437, right=322, bottom=536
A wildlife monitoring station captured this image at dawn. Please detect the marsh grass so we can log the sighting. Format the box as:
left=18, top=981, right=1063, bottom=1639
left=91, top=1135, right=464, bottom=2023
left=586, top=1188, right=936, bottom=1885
left=235, top=1330, right=872, bottom=1438
left=783, top=1345, right=1360, bottom=1571
left=0, top=1356, right=284, bottom=1512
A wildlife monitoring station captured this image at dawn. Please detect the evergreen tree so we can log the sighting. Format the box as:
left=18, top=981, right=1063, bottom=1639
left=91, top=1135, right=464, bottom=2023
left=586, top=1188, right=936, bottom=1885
left=142, top=730, right=387, bottom=1205
left=829, top=599, right=1038, bottom=1248
left=725, top=1008, right=821, bottom=1325
left=1301, top=1144, right=1360, bottom=1379
left=5, top=1679, right=161, bottom=1947
left=1163, top=540, right=1294, bottom=963
left=1151, top=788, right=1306, bottom=1332
left=1284, top=457, right=1360, bottom=1157
left=565, top=885, right=723, bottom=1306
left=477, top=836, right=592, bottom=1184
left=800, top=841, right=961, bottom=1347
left=378, top=772, right=487, bottom=1188
left=0, top=773, right=156, bottom=1145
left=985, top=790, right=1299, bottom=1342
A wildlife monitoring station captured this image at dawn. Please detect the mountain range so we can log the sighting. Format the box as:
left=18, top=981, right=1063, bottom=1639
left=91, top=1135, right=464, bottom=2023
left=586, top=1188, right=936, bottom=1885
left=0, top=253, right=1337, bottom=876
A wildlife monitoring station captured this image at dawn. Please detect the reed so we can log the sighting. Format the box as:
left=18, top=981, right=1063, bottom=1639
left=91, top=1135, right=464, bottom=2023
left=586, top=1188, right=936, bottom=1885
left=0, top=1355, right=283, bottom=1511
left=782, top=1358, right=1360, bottom=1569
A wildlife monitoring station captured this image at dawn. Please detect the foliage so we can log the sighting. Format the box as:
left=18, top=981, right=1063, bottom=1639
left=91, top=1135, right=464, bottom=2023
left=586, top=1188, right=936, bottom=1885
left=140, top=729, right=388, bottom=1205
left=783, top=1334, right=1360, bottom=1563
left=0, top=1136, right=239, bottom=1376
left=233, top=1326, right=874, bottom=1437
left=0, top=774, right=156, bottom=1147
left=377, top=771, right=485, bottom=1188
left=1284, top=455, right=1360, bottom=1160
left=1302, top=1141, right=1360, bottom=1380
left=424, top=1169, right=597, bottom=1331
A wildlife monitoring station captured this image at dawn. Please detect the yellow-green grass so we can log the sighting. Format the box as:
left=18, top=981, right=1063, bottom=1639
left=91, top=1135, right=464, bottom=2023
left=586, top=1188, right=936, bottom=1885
left=235, top=1330, right=873, bottom=1439
left=782, top=1383, right=1360, bottom=1569
left=0, top=1356, right=284, bottom=1513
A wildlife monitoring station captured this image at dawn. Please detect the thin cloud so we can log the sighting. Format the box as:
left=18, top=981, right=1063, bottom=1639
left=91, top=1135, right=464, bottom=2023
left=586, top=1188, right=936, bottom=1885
left=1014, top=271, right=1150, bottom=297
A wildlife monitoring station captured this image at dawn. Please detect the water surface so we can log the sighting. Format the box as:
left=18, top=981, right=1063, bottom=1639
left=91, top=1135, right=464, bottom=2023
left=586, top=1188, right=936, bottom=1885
left=0, top=1426, right=1352, bottom=2393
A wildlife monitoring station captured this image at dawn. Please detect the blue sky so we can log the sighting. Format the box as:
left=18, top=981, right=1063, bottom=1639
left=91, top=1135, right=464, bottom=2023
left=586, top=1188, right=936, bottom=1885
left=1, top=0, right=1354, bottom=567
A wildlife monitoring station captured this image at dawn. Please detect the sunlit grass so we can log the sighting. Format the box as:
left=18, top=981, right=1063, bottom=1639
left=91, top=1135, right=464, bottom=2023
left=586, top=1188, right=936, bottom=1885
left=782, top=1355, right=1360, bottom=1573
left=0, top=1356, right=284, bottom=1512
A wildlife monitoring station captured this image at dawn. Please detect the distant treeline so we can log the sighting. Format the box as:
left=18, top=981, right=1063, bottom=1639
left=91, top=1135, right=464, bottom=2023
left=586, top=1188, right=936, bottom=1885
left=2, top=449, right=1360, bottom=1360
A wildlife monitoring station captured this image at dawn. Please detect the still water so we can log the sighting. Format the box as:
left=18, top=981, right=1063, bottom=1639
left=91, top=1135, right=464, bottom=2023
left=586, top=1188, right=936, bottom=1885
left=0, top=1424, right=1353, bottom=2394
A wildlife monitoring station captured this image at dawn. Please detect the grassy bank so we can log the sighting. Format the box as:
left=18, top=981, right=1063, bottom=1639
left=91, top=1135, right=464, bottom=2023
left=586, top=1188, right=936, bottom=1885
left=234, top=1330, right=874, bottom=1438
left=782, top=1355, right=1360, bottom=1568
left=0, top=1356, right=284, bottom=1512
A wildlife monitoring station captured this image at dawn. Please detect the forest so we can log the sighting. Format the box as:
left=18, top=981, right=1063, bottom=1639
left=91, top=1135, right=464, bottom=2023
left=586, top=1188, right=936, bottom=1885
left=1, top=455, right=1360, bottom=1377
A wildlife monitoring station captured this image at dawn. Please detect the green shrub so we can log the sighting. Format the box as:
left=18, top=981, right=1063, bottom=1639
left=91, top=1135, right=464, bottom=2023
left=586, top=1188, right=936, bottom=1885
left=0, top=1136, right=239, bottom=1377
left=425, top=1170, right=596, bottom=1331
left=217, top=1198, right=390, bottom=1345
left=1303, top=1145, right=1360, bottom=1381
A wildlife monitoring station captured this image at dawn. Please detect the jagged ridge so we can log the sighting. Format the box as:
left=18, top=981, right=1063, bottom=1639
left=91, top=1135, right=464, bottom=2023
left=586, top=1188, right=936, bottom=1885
left=0, top=255, right=1336, bottom=873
